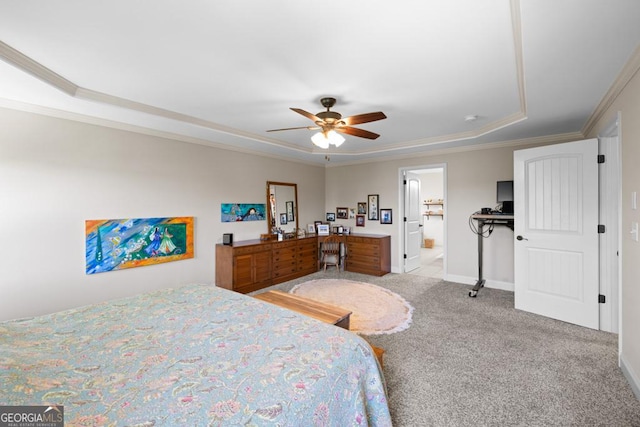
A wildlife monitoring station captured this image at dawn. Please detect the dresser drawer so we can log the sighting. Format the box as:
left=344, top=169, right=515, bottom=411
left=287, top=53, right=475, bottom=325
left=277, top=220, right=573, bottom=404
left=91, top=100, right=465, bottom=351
left=272, top=249, right=296, bottom=262
left=347, top=253, right=380, bottom=265
left=348, top=243, right=380, bottom=256
left=273, top=257, right=297, bottom=269
left=272, top=264, right=298, bottom=278
left=234, top=244, right=271, bottom=255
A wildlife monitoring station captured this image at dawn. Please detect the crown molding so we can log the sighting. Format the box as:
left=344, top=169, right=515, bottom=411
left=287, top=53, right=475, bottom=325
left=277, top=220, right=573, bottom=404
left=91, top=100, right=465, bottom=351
left=582, top=43, right=640, bottom=136
left=325, top=131, right=583, bottom=168
left=0, top=98, right=324, bottom=167
left=0, top=40, right=78, bottom=96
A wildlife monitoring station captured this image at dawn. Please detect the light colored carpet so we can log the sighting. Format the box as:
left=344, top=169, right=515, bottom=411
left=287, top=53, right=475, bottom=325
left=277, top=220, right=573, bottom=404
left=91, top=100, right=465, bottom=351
left=290, top=278, right=414, bottom=335
left=257, top=270, right=640, bottom=426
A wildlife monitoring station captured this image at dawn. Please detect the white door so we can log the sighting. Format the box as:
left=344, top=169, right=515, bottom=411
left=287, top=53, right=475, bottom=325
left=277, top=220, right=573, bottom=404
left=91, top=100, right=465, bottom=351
left=514, top=139, right=599, bottom=329
left=404, top=172, right=422, bottom=272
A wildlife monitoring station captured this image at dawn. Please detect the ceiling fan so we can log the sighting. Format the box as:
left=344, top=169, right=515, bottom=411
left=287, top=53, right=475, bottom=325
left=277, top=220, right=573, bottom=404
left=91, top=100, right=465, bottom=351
left=267, top=97, right=386, bottom=148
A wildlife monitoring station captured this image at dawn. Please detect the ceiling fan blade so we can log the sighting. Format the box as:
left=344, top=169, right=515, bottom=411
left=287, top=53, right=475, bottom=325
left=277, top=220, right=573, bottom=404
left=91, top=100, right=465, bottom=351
left=291, top=108, right=322, bottom=122
left=266, top=126, right=318, bottom=132
left=335, top=126, right=380, bottom=140
left=342, top=111, right=386, bottom=126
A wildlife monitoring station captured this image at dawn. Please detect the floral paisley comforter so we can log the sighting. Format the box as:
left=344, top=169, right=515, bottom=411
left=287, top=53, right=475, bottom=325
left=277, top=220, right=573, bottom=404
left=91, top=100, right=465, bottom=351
left=0, top=285, right=391, bottom=426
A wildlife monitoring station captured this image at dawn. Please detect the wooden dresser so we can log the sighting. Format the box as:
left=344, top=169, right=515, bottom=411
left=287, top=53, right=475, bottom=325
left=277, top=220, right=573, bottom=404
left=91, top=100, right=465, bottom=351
left=344, top=234, right=391, bottom=276
left=216, top=234, right=390, bottom=293
left=216, top=236, right=318, bottom=293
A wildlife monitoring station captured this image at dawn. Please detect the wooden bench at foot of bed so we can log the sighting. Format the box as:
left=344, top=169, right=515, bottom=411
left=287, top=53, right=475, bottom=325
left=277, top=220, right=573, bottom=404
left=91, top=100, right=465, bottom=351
left=253, top=290, right=384, bottom=368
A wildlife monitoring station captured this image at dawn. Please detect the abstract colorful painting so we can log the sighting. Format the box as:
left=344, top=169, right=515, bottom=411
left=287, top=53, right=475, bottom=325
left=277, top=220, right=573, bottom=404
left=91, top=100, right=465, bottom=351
left=85, top=217, right=194, bottom=275
left=221, top=203, right=266, bottom=222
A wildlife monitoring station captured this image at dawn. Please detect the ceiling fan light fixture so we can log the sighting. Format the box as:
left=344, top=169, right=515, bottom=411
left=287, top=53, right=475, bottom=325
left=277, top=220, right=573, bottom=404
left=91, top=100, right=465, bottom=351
left=311, top=130, right=345, bottom=149
left=311, top=132, right=330, bottom=149
left=328, top=130, right=345, bottom=147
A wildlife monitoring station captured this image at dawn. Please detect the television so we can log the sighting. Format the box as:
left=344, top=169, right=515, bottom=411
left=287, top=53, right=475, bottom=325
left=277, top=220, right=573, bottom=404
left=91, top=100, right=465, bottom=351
left=497, top=180, right=514, bottom=214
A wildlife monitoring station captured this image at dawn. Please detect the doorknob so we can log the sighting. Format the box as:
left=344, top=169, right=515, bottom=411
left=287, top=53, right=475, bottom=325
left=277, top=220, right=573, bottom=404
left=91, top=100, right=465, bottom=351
left=516, top=235, right=528, bottom=241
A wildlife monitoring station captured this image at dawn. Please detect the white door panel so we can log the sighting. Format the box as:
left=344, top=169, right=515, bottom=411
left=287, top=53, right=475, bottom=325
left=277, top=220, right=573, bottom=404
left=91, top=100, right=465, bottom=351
left=404, top=172, right=421, bottom=272
left=514, top=139, right=599, bottom=329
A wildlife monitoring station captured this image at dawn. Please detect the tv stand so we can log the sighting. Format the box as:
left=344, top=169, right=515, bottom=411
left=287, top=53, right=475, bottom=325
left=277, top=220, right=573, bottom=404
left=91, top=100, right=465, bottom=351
left=469, top=214, right=514, bottom=297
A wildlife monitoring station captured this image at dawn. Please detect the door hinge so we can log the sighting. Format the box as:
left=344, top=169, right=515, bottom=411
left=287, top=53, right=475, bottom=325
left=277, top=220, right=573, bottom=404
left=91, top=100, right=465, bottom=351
left=598, top=154, right=605, bottom=163
left=403, top=179, right=407, bottom=185
left=404, top=254, right=407, bottom=259
left=404, top=217, right=407, bottom=222
left=598, top=224, right=606, bottom=233
left=599, top=294, right=606, bottom=304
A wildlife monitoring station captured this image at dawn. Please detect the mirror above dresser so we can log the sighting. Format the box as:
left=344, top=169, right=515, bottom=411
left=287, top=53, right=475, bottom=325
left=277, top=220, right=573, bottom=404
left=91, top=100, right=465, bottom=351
left=266, top=181, right=298, bottom=235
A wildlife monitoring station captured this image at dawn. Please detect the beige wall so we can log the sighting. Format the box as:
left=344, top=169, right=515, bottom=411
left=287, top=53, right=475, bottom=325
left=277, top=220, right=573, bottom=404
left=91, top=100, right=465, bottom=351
left=325, top=143, right=543, bottom=287
left=587, top=69, right=640, bottom=396
left=0, top=108, right=325, bottom=320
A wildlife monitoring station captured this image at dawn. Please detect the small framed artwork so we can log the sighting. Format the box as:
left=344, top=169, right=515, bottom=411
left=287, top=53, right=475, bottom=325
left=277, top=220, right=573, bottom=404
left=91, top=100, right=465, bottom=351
left=356, top=214, right=365, bottom=227
left=314, top=220, right=323, bottom=232
left=380, top=208, right=392, bottom=224
left=279, top=213, right=288, bottom=225
left=326, top=212, right=336, bottom=222
left=317, top=224, right=330, bottom=236
left=307, top=223, right=316, bottom=234
left=368, top=194, right=379, bottom=221
left=349, top=208, right=356, bottom=219
left=343, top=226, right=351, bottom=234
left=336, top=207, right=348, bottom=219
left=357, top=202, right=367, bottom=215
left=286, top=201, right=294, bottom=221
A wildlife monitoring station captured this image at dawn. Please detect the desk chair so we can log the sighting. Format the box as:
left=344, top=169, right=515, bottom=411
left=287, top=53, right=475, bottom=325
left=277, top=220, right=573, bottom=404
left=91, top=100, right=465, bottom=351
left=320, top=235, right=342, bottom=271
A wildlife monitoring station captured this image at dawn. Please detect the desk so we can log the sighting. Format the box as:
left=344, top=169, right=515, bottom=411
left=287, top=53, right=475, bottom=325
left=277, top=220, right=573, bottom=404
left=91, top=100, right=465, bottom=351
left=469, top=214, right=514, bottom=297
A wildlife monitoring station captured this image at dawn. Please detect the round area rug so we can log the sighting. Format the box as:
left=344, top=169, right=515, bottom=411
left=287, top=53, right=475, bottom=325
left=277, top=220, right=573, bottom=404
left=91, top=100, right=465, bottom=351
left=290, top=279, right=414, bottom=335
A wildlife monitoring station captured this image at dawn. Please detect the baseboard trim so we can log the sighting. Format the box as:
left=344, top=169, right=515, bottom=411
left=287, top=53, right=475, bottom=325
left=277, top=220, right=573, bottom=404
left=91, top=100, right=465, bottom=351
left=443, top=274, right=514, bottom=292
left=620, top=354, right=640, bottom=401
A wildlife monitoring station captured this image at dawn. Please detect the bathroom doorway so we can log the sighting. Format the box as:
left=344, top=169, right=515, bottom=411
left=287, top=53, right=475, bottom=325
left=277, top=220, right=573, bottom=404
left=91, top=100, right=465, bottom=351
left=402, top=165, right=445, bottom=279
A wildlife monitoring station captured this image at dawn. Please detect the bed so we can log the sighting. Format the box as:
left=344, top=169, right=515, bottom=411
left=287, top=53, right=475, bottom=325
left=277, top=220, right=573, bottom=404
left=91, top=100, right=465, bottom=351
left=0, top=284, right=391, bottom=426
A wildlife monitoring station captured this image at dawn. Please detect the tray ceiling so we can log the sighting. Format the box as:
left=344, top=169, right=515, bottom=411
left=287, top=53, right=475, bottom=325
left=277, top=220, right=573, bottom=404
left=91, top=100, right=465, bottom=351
left=1, top=0, right=639, bottom=165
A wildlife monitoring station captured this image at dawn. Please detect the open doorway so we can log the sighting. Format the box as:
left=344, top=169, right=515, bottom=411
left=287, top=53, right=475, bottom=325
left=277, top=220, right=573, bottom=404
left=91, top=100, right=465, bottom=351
left=402, top=165, right=446, bottom=279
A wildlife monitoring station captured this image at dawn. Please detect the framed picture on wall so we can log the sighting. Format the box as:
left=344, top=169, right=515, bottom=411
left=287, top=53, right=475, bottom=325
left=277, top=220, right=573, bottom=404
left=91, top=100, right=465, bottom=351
left=380, top=208, right=392, bottom=224
left=357, top=202, right=367, bottom=215
left=336, top=207, right=348, bottom=219
left=280, top=213, right=288, bottom=225
left=356, top=215, right=365, bottom=227
left=326, top=212, right=336, bottom=222
left=286, top=201, right=294, bottom=221
left=368, top=194, right=379, bottom=220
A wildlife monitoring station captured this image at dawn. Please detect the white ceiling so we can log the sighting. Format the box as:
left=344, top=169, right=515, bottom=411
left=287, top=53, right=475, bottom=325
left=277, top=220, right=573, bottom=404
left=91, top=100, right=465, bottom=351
left=1, top=0, right=639, bottom=166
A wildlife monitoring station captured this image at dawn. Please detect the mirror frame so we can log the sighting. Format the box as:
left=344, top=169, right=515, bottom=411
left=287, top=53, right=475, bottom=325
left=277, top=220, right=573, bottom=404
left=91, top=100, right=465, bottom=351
left=266, top=181, right=299, bottom=234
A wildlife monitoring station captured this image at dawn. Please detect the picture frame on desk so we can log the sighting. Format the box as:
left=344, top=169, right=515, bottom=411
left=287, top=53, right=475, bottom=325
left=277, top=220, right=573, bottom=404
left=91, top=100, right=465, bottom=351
left=307, top=223, right=316, bottom=234
left=317, top=224, right=330, bottom=236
